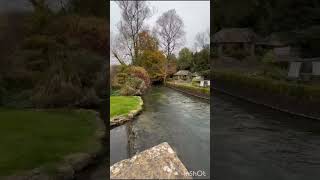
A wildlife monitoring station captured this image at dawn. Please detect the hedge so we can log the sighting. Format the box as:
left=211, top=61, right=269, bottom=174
left=213, top=70, right=320, bottom=103
left=166, top=82, right=210, bottom=96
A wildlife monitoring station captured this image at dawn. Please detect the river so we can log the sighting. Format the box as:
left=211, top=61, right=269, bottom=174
left=213, top=92, right=320, bottom=180
left=76, top=86, right=210, bottom=180
left=79, top=87, right=320, bottom=180
left=111, top=86, right=211, bottom=178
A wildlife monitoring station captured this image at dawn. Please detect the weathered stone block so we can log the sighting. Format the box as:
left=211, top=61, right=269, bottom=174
left=110, top=142, right=191, bottom=179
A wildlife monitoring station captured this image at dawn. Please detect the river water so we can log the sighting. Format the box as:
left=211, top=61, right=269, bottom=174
left=110, top=86, right=211, bottom=178
left=213, top=92, right=320, bottom=180
left=79, top=87, right=320, bottom=180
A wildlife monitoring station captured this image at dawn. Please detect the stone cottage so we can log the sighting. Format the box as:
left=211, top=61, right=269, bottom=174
left=173, top=70, right=192, bottom=81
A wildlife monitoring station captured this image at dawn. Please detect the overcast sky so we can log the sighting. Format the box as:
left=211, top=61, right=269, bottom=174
left=0, top=0, right=69, bottom=13
left=110, top=1, right=210, bottom=64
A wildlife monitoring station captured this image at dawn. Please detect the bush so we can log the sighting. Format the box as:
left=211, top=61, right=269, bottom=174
left=166, top=82, right=210, bottom=95
left=111, top=65, right=150, bottom=96
left=191, top=80, right=199, bottom=87
left=113, top=72, right=127, bottom=88
left=120, top=77, right=147, bottom=96
left=22, top=35, right=58, bottom=50
left=261, top=50, right=276, bottom=64
left=3, top=90, right=33, bottom=108
left=32, top=82, right=83, bottom=108
left=111, top=89, right=120, bottom=96
left=199, top=70, right=210, bottom=79
left=260, top=65, right=287, bottom=80
left=76, top=88, right=100, bottom=107
left=31, top=65, right=83, bottom=108
left=126, top=66, right=151, bottom=88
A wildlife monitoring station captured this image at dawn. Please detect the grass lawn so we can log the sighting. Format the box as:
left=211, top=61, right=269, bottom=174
left=110, top=96, right=141, bottom=119
left=0, top=108, right=99, bottom=176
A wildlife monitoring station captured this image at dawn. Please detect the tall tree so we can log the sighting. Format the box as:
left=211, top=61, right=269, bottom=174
left=136, top=31, right=167, bottom=82
left=154, top=9, right=185, bottom=81
left=194, top=29, right=210, bottom=51
left=177, top=48, right=193, bottom=70
left=192, top=46, right=210, bottom=74
left=154, top=9, right=185, bottom=58
left=115, top=1, right=152, bottom=64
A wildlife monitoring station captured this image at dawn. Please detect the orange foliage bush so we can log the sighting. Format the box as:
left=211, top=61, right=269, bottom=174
left=126, top=66, right=151, bottom=88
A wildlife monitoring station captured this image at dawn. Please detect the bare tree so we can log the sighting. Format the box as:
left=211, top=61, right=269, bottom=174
left=194, top=28, right=210, bottom=51
left=153, top=9, right=185, bottom=82
left=111, top=32, right=130, bottom=65
left=154, top=9, right=185, bottom=59
left=116, top=1, right=152, bottom=64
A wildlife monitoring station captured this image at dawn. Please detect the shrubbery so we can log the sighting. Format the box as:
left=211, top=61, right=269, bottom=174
left=125, top=66, right=151, bottom=88
left=166, top=82, right=210, bottom=96
left=213, top=70, right=320, bottom=103
left=120, top=77, right=147, bottom=96
left=111, top=65, right=151, bottom=96
left=0, top=0, right=108, bottom=109
left=261, top=50, right=276, bottom=64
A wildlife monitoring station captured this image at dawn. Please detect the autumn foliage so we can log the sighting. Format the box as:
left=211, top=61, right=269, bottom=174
left=136, top=31, right=168, bottom=82
left=127, top=66, right=151, bottom=88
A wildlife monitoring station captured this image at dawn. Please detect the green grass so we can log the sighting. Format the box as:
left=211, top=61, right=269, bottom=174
left=110, top=96, right=141, bottom=119
left=0, top=108, right=99, bottom=176
left=166, top=81, right=210, bottom=95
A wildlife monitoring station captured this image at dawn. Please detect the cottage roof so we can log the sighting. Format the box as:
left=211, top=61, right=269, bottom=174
left=174, top=70, right=191, bottom=76
left=213, top=28, right=258, bottom=43
left=257, top=35, right=286, bottom=47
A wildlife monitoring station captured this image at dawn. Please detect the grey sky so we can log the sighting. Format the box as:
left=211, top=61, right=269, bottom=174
left=0, top=0, right=32, bottom=12
left=0, top=0, right=69, bottom=13
left=111, top=1, right=210, bottom=64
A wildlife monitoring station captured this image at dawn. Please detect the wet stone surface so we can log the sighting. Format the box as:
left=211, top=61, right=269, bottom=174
left=110, top=142, right=191, bottom=179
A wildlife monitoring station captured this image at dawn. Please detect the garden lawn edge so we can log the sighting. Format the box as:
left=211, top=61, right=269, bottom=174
left=2, top=109, right=106, bottom=180
left=110, top=96, right=144, bottom=127
left=165, top=82, right=210, bottom=100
